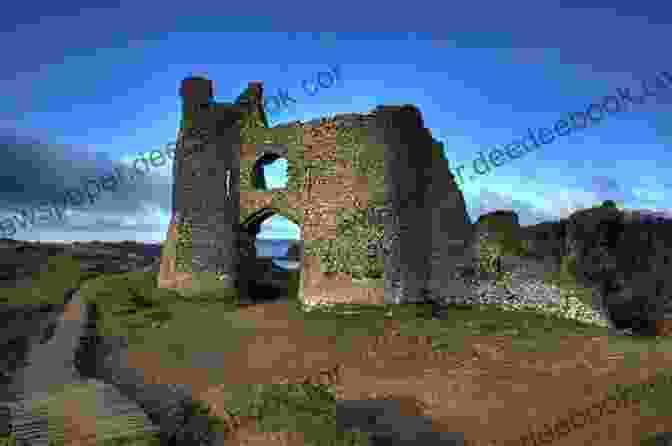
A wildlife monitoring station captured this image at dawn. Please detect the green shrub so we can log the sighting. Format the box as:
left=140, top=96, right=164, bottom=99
left=601, top=199, right=617, bottom=209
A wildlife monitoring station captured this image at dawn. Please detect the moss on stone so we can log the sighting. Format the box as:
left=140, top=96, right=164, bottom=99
left=289, top=126, right=387, bottom=280
left=240, top=158, right=256, bottom=191
left=175, top=216, right=193, bottom=273
left=478, top=235, right=502, bottom=274
left=236, top=85, right=269, bottom=131
left=336, top=127, right=385, bottom=204
left=238, top=123, right=388, bottom=282
left=476, top=231, right=516, bottom=288
left=302, top=207, right=384, bottom=279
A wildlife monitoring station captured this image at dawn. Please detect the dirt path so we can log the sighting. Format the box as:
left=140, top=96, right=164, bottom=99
left=117, top=300, right=672, bottom=445
left=4, top=291, right=158, bottom=445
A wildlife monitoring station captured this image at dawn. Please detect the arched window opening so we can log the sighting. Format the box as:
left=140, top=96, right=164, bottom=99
left=253, top=154, right=288, bottom=190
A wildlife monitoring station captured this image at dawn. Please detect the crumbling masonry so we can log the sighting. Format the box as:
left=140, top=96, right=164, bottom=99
left=158, top=76, right=477, bottom=306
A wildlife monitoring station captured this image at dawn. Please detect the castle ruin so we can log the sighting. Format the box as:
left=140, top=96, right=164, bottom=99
left=158, top=76, right=476, bottom=307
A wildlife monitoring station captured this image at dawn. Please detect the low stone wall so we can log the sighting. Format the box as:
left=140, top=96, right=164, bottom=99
left=74, top=302, right=227, bottom=445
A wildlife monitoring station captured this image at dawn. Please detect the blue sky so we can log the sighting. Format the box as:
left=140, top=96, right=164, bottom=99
left=0, top=2, right=670, bottom=242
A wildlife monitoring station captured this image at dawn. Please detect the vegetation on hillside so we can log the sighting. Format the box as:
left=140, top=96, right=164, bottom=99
left=0, top=254, right=99, bottom=305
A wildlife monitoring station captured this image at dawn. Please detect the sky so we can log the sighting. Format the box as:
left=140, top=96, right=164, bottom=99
left=0, top=1, right=671, bottom=243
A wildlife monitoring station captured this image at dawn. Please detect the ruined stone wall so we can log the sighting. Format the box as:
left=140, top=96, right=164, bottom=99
left=371, top=106, right=433, bottom=304
left=519, top=221, right=567, bottom=263
left=300, top=116, right=384, bottom=306
left=425, top=142, right=475, bottom=303
left=368, top=106, right=475, bottom=305
left=239, top=115, right=384, bottom=307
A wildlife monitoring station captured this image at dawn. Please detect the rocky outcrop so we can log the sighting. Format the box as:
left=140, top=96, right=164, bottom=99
left=563, top=207, right=672, bottom=335
left=484, top=207, right=672, bottom=335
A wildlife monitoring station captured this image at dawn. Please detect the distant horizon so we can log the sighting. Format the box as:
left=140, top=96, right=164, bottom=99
left=4, top=206, right=669, bottom=244
left=9, top=236, right=300, bottom=244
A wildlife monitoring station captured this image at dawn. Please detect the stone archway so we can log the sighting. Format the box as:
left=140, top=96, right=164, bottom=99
left=238, top=207, right=303, bottom=304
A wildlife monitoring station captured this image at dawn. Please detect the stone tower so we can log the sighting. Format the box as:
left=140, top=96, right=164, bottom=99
left=158, top=76, right=244, bottom=294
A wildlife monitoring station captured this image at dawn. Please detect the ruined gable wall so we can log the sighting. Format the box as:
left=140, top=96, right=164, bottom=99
left=300, top=116, right=385, bottom=306
left=367, top=106, right=476, bottom=305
